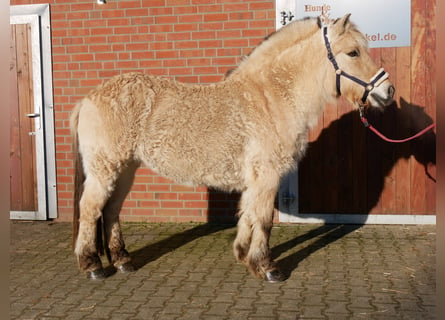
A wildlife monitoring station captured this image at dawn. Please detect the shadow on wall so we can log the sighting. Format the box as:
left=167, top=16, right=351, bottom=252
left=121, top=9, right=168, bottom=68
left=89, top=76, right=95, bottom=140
left=296, top=97, right=436, bottom=215
left=274, top=97, right=435, bottom=279
left=129, top=98, right=435, bottom=279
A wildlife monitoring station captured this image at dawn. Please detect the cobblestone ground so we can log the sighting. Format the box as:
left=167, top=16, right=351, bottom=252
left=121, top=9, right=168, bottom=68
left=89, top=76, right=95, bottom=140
left=10, top=221, right=435, bottom=319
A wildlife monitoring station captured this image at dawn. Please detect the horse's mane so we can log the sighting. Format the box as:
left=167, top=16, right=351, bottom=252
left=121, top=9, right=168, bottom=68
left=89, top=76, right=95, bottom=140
left=226, top=16, right=369, bottom=79
left=227, top=17, right=320, bottom=77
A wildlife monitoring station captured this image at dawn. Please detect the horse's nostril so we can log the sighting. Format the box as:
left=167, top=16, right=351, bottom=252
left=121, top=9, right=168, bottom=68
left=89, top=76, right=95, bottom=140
left=388, top=85, right=395, bottom=98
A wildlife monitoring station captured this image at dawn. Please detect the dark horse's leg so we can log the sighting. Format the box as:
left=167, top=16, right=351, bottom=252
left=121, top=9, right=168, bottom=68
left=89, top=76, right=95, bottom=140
left=102, top=161, right=139, bottom=273
left=233, top=169, right=285, bottom=282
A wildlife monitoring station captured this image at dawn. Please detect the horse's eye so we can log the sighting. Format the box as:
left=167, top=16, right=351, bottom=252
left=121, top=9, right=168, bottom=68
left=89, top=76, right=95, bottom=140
left=347, top=50, right=360, bottom=58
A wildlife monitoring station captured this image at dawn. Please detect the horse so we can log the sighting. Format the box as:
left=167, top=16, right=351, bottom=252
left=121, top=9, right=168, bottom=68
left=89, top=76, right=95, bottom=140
left=70, top=14, right=394, bottom=282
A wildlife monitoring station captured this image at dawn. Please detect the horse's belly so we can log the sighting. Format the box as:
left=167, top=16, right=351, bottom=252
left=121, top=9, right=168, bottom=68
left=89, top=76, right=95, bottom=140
left=139, top=147, right=245, bottom=192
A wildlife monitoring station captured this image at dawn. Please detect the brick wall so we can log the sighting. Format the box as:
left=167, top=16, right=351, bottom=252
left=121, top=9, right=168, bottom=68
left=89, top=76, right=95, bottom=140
left=10, top=0, right=276, bottom=222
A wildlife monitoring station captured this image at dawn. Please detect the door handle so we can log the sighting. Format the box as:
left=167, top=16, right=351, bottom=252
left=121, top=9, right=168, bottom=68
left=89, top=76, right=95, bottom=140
left=26, top=113, right=40, bottom=118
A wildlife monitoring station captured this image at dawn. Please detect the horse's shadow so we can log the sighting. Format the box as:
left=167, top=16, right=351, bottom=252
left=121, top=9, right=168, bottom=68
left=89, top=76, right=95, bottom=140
left=274, top=97, right=435, bottom=278
left=128, top=98, right=435, bottom=280
left=128, top=192, right=240, bottom=272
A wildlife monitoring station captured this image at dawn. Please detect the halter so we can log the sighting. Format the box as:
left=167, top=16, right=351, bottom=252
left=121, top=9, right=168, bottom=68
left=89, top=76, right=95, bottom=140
left=321, top=21, right=436, bottom=144
left=322, top=25, right=389, bottom=104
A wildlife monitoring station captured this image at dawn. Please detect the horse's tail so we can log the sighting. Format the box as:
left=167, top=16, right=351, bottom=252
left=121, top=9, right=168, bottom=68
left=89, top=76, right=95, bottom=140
left=71, top=101, right=84, bottom=251
left=71, top=100, right=106, bottom=257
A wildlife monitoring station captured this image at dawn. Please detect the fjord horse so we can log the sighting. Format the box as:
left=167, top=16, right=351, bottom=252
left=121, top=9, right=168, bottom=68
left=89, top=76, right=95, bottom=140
left=71, top=15, right=394, bottom=282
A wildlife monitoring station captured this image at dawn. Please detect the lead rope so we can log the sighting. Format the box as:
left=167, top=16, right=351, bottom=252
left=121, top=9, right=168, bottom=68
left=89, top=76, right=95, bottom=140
left=358, top=105, right=436, bottom=143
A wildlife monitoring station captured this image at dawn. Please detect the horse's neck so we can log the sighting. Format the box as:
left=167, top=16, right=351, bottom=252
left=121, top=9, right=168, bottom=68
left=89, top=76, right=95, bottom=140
left=230, top=20, right=334, bottom=127
left=259, top=27, right=332, bottom=115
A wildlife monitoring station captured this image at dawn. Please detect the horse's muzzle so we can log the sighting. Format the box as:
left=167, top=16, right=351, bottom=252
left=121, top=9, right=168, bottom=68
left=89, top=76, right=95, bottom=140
left=369, top=82, right=395, bottom=107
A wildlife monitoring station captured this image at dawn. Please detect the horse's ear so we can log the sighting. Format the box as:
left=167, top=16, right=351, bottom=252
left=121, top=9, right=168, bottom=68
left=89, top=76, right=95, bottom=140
left=338, top=13, right=352, bottom=28
left=333, top=13, right=352, bottom=34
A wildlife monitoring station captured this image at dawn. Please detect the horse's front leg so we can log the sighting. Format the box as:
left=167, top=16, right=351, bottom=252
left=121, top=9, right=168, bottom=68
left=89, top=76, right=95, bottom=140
left=234, top=174, right=285, bottom=282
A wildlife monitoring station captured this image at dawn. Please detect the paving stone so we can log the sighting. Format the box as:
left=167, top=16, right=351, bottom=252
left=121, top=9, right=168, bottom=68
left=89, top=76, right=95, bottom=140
left=10, top=221, right=436, bottom=319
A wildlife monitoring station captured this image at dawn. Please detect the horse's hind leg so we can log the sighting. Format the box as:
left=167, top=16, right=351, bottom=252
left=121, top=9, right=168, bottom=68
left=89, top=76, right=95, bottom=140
left=102, top=161, right=139, bottom=273
left=75, top=171, right=117, bottom=279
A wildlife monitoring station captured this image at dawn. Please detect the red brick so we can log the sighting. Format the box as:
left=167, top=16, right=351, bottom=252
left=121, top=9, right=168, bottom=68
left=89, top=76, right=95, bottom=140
left=173, top=6, right=197, bottom=15
left=155, top=15, right=178, bottom=24
left=131, top=52, right=155, bottom=60
left=178, top=14, right=203, bottom=23
left=150, top=7, right=173, bottom=15
left=174, top=23, right=199, bottom=32
left=198, top=4, right=222, bottom=13
left=163, top=59, right=187, bottom=68
left=182, top=51, right=207, bottom=59
left=223, top=38, right=249, bottom=47
left=114, top=26, right=138, bottom=34
left=167, top=32, right=191, bottom=41
left=161, top=201, right=184, bottom=208
left=118, top=0, right=141, bottom=8
left=199, top=39, right=223, bottom=48
left=125, top=43, right=149, bottom=51
left=71, top=53, right=94, bottom=61
left=249, top=2, right=274, bottom=10
left=156, top=50, right=180, bottom=59
left=203, top=13, right=227, bottom=22
left=200, top=22, right=224, bottom=31
left=95, top=52, right=118, bottom=61
left=139, top=201, right=161, bottom=208
left=148, top=184, right=170, bottom=192
left=150, top=24, right=174, bottom=33
left=175, top=41, right=199, bottom=49
left=224, top=3, right=249, bottom=11
left=142, top=0, right=166, bottom=6
left=179, top=193, right=202, bottom=200
left=178, top=209, right=204, bottom=217
left=101, top=10, right=125, bottom=18
left=156, top=209, right=179, bottom=217
left=167, top=0, right=190, bottom=6
left=107, top=18, right=131, bottom=27
left=217, top=30, right=241, bottom=38
left=132, top=208, right=155, bottom=216
left=131, top=192, right=155, bottom=200
left=70, top=3, right=94, bottom=11
left=184, top=201, right=208, bottom=209
left=193, top=0, right=215, bottom=4
left=169, top=67, right=193, bottom=75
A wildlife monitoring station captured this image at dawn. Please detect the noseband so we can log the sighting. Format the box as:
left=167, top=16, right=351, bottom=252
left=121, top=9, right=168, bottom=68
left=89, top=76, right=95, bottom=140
left=322, top=26, right=388, bottom=104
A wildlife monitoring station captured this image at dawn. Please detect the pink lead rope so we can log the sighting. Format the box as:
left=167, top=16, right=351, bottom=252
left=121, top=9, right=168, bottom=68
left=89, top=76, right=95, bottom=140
left=359, top=114, right=436, bottom=143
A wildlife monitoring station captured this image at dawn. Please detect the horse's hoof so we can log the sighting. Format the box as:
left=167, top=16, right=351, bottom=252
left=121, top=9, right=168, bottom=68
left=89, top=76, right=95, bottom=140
left=265, top=269, right=286, bottom=283
left=87, top=268, right=106, bottom=280
left=117, top=262, right=135, bottom=273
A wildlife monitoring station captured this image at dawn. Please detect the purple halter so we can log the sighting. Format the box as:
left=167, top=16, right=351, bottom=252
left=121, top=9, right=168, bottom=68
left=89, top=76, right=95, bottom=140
left=322, top=25, right=388, bottom=104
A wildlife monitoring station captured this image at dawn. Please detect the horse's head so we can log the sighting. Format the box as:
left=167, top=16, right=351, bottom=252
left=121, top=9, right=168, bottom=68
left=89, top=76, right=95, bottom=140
left=319, top=14, right=395, bottom=109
